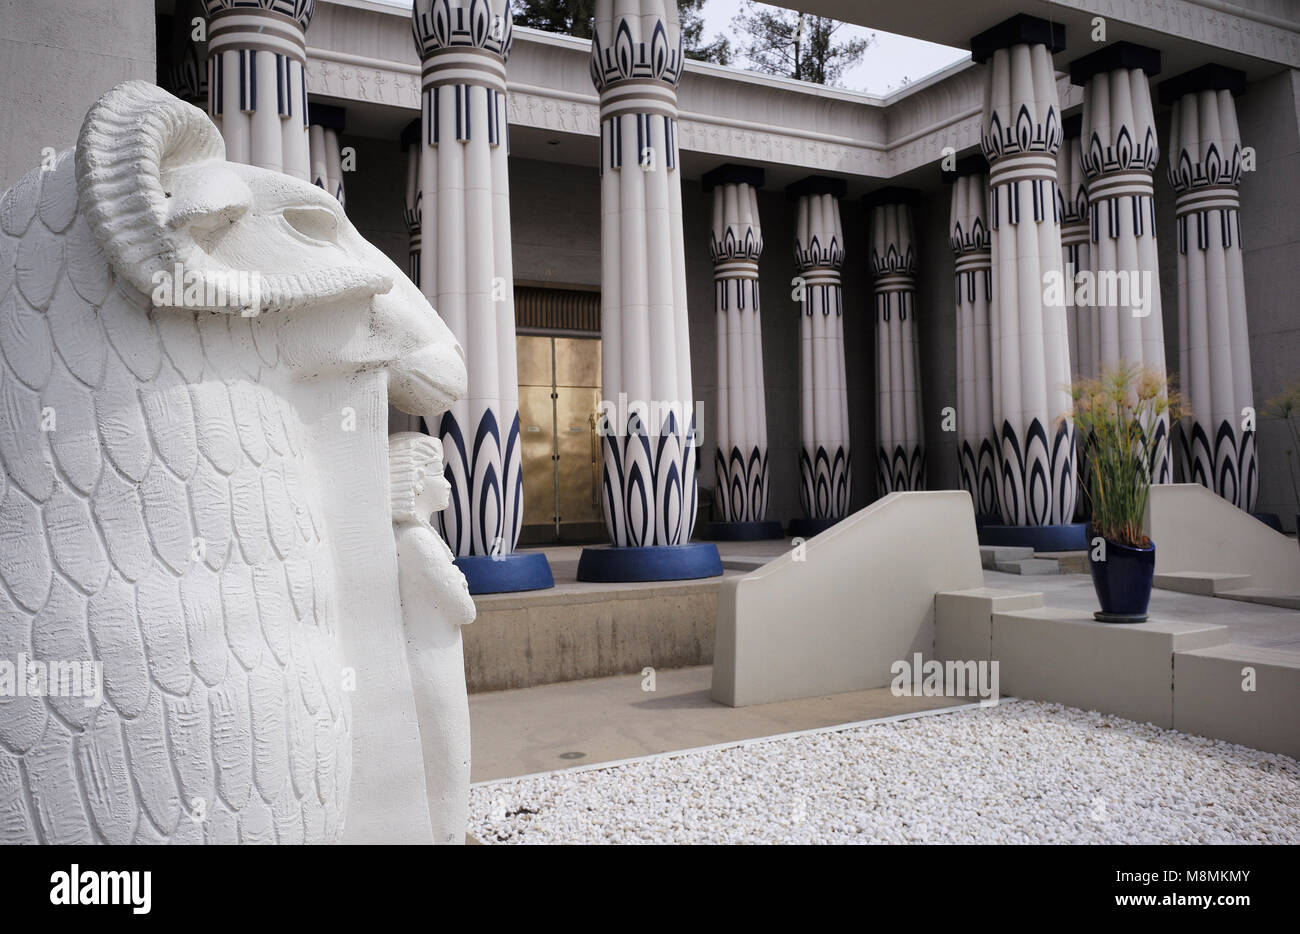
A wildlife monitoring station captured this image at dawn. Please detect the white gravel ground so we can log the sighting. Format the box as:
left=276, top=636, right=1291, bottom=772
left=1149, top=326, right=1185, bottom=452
left=469, top=700, right=1300, bottom=844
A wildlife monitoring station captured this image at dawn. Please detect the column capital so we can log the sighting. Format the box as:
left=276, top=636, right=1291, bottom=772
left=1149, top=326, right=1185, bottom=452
left=1159, top=64, right=1247, bottom=104
left=307, top=102, right=345, bottom=131
left=786, top=175, right=846, bottom=201
left=970, top=14, right=1065, bottom=64
left=412, top=0, right=512, bottom=61
left=702, top=163, right=765, bottom=191
left=1069, top=41, right=1161, bottom=86
left=206, top=0, right=308, bottom=64
left=413, top=0, right=512, bottom=92
left=941, top=153, right=987, bottom=184
left=590, top=2, right=684, bottom=94
left=205, top=0, right=314, bottom=31
left=863, top=186, right=920, bottom=209
left=401, top=117, right=421, bottom=149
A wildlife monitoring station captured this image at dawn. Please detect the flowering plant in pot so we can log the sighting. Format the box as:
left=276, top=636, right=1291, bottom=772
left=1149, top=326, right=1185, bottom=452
left=1262, top=382, right=1300, bottom=551
left=1071, top=364, right=1178, bottom=622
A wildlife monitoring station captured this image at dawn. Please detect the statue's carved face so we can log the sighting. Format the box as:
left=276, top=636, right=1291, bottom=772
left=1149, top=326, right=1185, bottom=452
left=78, top=80, right=465, bottom=423
left=390, top=432, right=452, bottom=524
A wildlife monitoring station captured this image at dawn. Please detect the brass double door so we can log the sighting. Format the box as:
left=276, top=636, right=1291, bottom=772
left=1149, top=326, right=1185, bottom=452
left=516, top=335, right=604, bottom=543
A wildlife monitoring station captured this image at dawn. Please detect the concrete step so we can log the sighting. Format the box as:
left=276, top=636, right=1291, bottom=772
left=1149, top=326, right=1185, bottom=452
left=993, top=556, right=1061, bottom=575
left=719, top=556, right=769, bottom=572
left=1217, top=588, right=1300, bottom=611
left=992, top=606, right=1229, bottom=727
left=936, top=587, right=1045, bottom=662
left=466, top=575, right=727, bottom=693
left=1155, top=570, right=1252, bottom=596
left=938, top=583, right=1297, bottom=759
left=1174, top=643, right=1300, bottom=759
left=1037, top=550, right=1088, bottom=574
left=980, top=545, right=1033, bottom=569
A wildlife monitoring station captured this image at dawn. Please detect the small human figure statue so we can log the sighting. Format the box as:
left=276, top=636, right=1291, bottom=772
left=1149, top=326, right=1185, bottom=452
left=390, top=431, right=478, bottom=844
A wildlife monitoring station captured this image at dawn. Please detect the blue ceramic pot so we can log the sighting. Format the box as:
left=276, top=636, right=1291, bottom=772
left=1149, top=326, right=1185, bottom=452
left=1086, top=525, right=1155, bottom=622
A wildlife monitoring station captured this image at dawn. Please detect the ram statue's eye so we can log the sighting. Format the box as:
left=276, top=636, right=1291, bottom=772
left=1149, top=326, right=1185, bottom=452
left=282, top=204, right=339, bottom=243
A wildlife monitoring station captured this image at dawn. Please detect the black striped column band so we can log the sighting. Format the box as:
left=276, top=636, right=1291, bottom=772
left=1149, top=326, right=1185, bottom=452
left=1174, top=185, right=1240, bottom=217
left=873, top=273, right=915, bottom=293
left=988, top=152, right=1058, bottom=186
left=954, top=251, right=992, bottom=273
left=1086, top=171, right=1154, bottom=202
left=209, top=10, right=306, bottom=63
left=713, top=259, right=759, bottom=279
left=422, top=48, right=508, bottom=94
left=599, top=80, right=679, bottom=121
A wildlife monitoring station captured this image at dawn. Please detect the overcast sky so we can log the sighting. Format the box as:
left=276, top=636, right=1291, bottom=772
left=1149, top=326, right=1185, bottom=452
left=380, top=0, right=969, bottom=94
left=699, top=0, right=967, bottom=93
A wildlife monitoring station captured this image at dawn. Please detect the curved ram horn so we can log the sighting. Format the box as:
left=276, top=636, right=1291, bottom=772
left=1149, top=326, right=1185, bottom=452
left=75, top=80, right=392, bottom=315
left=75, top=79, right=227, bottom=300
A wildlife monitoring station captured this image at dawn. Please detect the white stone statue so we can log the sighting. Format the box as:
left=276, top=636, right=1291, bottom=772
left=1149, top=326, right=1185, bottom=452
left=390, top=432, right=476, bottom=845
left=0, top=81, right=468, bottom=843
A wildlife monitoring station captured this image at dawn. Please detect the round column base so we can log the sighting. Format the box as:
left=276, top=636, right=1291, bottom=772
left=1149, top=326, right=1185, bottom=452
left=576, top=543, right=723, bottom=583
left=1253, top=512, right=1283, bottom=533
left=454, top=553, right=555, bottom=595
left=787, top=517, right=842, bottom=538
left=978, top=523, right=1088, bottom=552
left=705, top=520, right=785, bottom=541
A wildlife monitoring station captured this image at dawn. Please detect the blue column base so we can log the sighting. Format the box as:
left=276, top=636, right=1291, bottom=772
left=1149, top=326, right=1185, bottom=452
left=706, top=520, right=785, bottom=541
left=978, top=523, right=1088, bottom=552
left=1253, top=512, right=1283, bottom=533
left=454, top=553, right=555, bottom=595
left=576, top=543, right=723, bottom=582
left=787, top=517, right=841, bottom=538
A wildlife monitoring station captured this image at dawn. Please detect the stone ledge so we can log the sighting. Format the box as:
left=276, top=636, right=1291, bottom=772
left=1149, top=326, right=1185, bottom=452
left=1155, top=570, right=1252, bottom=595
left=935, top=587, right=1045, bottom=663
left=465, top=582, right=719, bottom=693
left=1174, top=644, right=1300, bottom=759
left=992, top=608, right=1229, bottom=728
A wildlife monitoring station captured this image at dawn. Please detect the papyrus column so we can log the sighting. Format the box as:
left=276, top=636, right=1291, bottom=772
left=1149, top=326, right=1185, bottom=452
left=973, top=15, right=1076, bottom=525
left=948, top=161, right=999, bottom=518
left=1073, top=43, right=1170, bottom=482
left=1058, top=117, right=1095, bottom=380
left=1163, top=65, right=1257, bottom=511
left=163, top=0, right=209, bottom=109
left=705, top=165, right=769, bottom=524
left=790, top=177, right=850, bottom=521
left=869, top=192, right=924, bottom=494
left=413, top=0, right=524, bottom=558
left=402, top=119, right=422, bottom=288
left=308, top=103, right=346, bottom=206
left=590, top=0, right=696, bottom=547
left=204, top=0, right=312, bottom=180
left=1058, top=120, right=1093, bottom=522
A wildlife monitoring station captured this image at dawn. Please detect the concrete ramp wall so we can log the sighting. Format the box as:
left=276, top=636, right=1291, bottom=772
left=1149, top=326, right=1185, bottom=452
left=1146, top=484, right=1300, bottom=591
left=712, top=491, right=985, bottom=707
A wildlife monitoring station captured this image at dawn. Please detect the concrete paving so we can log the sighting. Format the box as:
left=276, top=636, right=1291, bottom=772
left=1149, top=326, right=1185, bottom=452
left=468, top=665, right=965, bottom=782
left=983, top=569, right=1300, bottom=650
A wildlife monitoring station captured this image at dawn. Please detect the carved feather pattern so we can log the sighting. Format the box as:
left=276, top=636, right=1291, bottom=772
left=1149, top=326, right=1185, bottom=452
left=0, top=154, right=348, bottom=844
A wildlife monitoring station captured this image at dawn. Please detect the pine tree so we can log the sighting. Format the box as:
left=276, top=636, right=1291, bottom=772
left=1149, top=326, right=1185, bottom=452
left=511, top=0, right=730, bottom=64
left=731, top=2, right=872, bottom=86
